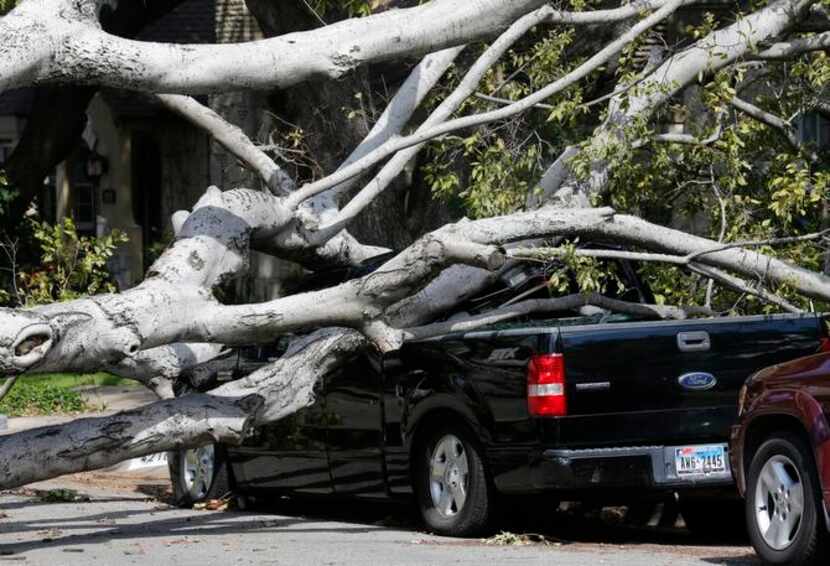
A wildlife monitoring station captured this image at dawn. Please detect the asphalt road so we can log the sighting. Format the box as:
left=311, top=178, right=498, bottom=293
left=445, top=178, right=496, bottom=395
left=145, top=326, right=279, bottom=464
left=0, top=471, right=760, bottom=566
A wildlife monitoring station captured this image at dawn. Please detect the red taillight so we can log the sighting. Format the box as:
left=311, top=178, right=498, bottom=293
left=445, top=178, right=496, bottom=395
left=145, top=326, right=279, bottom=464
left=527, top=353, right=567, bottom=417
left=820, top=337, right=830, bottom=353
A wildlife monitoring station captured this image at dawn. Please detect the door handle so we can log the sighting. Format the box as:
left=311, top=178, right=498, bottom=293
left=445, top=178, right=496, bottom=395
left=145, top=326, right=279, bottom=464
left=677, top=331, right=710, bottom=352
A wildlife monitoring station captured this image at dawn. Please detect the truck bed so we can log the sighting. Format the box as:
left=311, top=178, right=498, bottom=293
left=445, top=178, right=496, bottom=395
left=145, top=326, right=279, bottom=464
left=393, top=312, right=824, bottom=495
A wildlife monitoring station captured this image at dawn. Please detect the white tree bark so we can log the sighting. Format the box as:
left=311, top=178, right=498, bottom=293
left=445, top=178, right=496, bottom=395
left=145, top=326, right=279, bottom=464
left=755, top=30, right=830, bottom=59
left=0, top=0, right=551, bottom=93
left=109, top=343, right=228, bottom=399
left=0, top=328, right=365, bottom=490
left=3, top=198, right=829, bottom=377
left=0, top=0, right=826, bottom=491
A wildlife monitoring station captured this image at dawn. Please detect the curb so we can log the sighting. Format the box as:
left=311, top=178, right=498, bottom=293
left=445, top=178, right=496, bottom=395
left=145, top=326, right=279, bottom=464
left=110, top=452, right=169, bottom=472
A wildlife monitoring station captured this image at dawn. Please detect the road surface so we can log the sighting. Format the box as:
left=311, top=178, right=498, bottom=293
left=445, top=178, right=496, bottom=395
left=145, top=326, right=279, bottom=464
left=0, top=469, right=759, bottom=566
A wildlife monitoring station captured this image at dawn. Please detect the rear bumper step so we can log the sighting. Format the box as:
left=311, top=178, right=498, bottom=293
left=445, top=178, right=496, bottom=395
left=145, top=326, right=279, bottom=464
left=534, top=445, right=733, bottom=490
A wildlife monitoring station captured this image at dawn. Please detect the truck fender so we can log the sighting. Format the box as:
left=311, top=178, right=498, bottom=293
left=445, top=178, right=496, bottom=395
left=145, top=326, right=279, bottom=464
left=400, top=379, right=494, bottom=453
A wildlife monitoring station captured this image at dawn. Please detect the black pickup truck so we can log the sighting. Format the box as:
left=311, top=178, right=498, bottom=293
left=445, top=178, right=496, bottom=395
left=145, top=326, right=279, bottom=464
left=168, top=262, right=829, bottom=536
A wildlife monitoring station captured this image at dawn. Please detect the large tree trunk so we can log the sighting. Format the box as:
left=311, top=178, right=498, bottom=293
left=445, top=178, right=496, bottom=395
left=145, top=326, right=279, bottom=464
left=0, top=328, right=365, bottom=490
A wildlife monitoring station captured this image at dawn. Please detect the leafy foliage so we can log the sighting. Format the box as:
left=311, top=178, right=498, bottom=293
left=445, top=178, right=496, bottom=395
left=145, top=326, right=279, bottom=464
left=309, top=0, right=374, bottom=18
left=418, top=9, right=830, bottom=314
left=0, top=170, right=17, bottom=216
left=421, top=25, right=592, bottom=218
left=2, top=217, right=128, bottom=307
left=577, top=47, right=830, bottom=313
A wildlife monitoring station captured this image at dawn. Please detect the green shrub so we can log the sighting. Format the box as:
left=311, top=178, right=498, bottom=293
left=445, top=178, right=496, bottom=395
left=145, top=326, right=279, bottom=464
left=13, top=217, right=128, bottom=306
left=0, top=380, right=88, bottom=416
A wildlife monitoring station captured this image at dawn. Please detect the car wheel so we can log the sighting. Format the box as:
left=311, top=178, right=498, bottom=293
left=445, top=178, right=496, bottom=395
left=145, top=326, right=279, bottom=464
left=415, top=426, right=491, bottom=537
left=168, top=443, right=232, bottom=507
left=746, top=433, right=828, bottom=565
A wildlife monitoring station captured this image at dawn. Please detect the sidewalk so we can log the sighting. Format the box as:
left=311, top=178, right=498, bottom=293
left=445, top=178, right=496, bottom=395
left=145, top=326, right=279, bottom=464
left=1, top=385, right=169, bottom=473
left=2, top=385, right=159, bottom=434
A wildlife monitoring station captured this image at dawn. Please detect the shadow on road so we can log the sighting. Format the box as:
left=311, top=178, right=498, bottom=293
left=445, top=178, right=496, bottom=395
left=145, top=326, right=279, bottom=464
left=0, top=492, right=759, bottom=564
left=0, top=503, right=389, bottom=557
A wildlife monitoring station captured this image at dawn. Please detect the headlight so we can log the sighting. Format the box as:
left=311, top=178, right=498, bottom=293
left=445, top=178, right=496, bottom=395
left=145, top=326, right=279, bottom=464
left=737, top=384, right=748, bottom=417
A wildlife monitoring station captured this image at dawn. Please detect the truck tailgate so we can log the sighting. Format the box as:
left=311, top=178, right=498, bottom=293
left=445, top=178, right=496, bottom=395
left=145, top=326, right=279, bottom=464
left=555, top=314, right=822, bottom=448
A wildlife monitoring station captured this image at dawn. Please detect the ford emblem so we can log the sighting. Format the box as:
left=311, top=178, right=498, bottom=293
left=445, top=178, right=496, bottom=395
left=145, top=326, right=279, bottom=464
left=678, top=372, right=717, bottom=391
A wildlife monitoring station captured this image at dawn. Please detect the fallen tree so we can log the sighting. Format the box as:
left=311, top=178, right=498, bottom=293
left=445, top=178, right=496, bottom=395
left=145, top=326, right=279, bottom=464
left=0, top=0, right=828, bottom=489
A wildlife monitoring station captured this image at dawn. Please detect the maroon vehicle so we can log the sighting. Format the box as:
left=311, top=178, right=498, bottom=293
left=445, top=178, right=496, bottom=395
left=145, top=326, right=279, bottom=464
left=730, top=349, right=830, bottom=565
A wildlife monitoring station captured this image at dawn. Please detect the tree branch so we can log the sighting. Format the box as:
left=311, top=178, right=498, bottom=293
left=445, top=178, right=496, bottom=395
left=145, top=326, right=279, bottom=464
left=688, top=263, right=802, bottom=313
left=286, top=0, right=686, bottom=208
left=509, top=242, right=807, bottom=313
left=5, top=198, right=828, bottom=377
left=404, top=293, right=714, bottom=341
left=156, top=94, right=296, bottom=195
left=648, top=125, right=723, bottom=146
left=755, top=31, right=830, bottom=60
left=2, top=0, right=552, bottom=94
left=730, top=96, right=801, bottom=149
left=305, top=46, right=464, bottom=211
left=298, top=3, right=566, bottom=244
left=108, top=343, right=228, bottom=399
left=0, top=328, right=366, bottom=490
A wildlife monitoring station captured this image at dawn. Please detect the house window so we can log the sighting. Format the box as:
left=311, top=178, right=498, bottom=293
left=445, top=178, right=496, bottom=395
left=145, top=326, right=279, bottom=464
left=68, top=151, right=98, bottom=235
left=0, top=138, right=13, bottom=166
left=795, top=111, right=830, bottom=149
left=73, top=181, right=96, bottom=234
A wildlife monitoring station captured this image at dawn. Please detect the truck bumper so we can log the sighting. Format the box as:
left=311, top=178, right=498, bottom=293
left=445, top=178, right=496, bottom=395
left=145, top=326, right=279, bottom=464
left=532, top=445, right=734, bottom=491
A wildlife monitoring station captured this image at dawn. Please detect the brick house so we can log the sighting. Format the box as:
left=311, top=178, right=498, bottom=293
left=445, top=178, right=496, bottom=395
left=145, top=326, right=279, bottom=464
left=0, top=0, right=271, bottom=289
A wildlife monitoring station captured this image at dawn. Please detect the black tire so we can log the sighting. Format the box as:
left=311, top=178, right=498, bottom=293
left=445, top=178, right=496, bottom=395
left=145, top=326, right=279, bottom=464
left=168, top=443, right=233, bottom=507
left=414, top=424, right=491, bottom=537
left=746, top=433, right=828, bottom=565
left=680, top=496, right=746, bottom=540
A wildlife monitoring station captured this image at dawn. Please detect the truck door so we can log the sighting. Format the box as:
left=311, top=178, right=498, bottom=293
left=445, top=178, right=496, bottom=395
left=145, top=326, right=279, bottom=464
left=231, top=384, right=333, bottom=494
left=324, top=350, right=387, bottom=497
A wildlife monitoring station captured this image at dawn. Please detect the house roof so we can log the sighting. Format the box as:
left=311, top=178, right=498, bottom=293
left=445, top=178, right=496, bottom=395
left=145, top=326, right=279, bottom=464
left=0, top=0, right=261, bottom=120
left=137, top=0, right=262, bottom=44
left=0, top=89, right=35, bottom=117
left=137, top=0, right=217, bottom=44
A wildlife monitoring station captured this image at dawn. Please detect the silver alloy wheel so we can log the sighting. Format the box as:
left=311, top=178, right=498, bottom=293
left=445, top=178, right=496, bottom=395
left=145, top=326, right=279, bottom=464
left=429, top=434, right=469, bottom=517
left=181, top=444, right=215, bottom=500
left=754, top=454, right=805, bottom=551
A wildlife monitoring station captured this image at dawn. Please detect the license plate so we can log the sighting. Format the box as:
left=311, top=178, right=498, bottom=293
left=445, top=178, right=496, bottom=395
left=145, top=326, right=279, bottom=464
left=674, top=444, right=728, bottom=476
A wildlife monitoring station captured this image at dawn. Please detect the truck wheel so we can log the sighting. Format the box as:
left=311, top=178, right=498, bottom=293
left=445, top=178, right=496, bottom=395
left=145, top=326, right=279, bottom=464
left=746, top=433, right=828, bottom=565
left=415, top=426, right=491, bottom=537
left=168, top=443, right=232, bottom=507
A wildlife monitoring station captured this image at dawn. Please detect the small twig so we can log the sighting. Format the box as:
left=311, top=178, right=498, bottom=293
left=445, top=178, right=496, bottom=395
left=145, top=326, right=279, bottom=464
left=300, top=0, right=328, bottom=26
left=474, top=92, right=554, bottom=111
left=706, top=166, right=727, bottom=309
left=0, top=375, right=18, bottom=403
left=688, top=264, right=801, bottom=314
